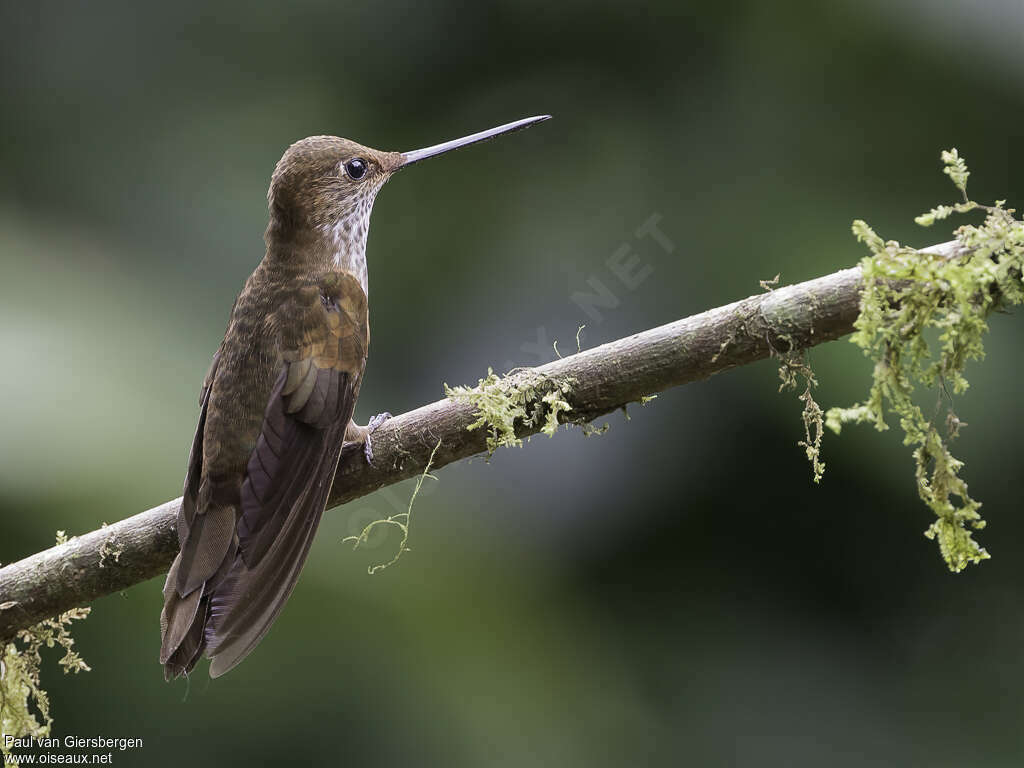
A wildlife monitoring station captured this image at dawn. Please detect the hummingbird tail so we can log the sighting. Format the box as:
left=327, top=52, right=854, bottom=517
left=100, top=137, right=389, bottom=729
left=159, top=556, right=208, bottom=679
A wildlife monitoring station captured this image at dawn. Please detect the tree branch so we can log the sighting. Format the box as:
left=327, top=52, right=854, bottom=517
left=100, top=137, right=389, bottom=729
left=0, top=241, right=959, bottom=640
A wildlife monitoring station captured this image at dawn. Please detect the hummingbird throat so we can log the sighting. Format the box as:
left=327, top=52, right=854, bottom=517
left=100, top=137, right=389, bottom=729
left=321, top=196, right=372, bottom=293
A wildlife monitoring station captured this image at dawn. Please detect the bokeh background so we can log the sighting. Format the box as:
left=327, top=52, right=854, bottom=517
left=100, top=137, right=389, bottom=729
left=2, top=1, right=1024, bottom=765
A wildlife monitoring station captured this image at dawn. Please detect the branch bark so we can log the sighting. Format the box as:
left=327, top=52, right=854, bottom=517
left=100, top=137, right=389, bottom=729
left=0, top=241, right=959, bottom=641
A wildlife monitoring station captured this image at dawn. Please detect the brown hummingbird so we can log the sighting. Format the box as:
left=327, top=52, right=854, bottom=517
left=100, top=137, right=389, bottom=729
left=159, top=114, right=550, bottom=679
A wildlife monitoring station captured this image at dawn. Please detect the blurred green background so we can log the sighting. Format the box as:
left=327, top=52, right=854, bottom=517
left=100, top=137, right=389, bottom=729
left=2, top=1, right=1024, bottom=765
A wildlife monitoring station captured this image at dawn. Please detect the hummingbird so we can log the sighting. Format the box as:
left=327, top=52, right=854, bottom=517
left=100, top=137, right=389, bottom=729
left=159, top=114, right=550, bottom=679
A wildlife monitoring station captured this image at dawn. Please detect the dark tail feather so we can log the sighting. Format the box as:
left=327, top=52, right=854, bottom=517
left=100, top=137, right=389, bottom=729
left=204, top=435, right=342, bottom=677
left=160, top=506, right=239, bottom=680
left=162, top=367, right=221, bottom=680
left=205, top=477, right=333, bottom=676
left=160, top=586, right=208, bottom=680
left=159, top=555, right=206, bottom=679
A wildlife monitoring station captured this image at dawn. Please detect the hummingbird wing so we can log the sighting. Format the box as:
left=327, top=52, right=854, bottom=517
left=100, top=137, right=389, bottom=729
left=159, top=348, right=224, bottom=677
left=205, top=272, right=369, bottom=678
left=160, top=272, right=368, bottom=679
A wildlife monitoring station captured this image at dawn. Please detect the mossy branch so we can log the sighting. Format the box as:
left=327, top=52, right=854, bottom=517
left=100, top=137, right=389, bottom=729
left=2, top=149, right=1017, bottom=756
left=6, top=145, right=1022, bottom=638
left=2, top=533, right=91, bottom=760
left=0, top=258, right=872, bottom=641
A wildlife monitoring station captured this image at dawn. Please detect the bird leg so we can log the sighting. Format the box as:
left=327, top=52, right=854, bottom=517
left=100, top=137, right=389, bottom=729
left=344, top=412, right=392, bottom=463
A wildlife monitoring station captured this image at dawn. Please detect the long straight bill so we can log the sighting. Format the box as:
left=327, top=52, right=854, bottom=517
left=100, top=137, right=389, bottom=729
left=400, top=115, right=551, bottom=167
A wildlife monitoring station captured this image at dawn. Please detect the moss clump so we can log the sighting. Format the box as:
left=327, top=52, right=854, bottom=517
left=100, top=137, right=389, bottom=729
left=444, top=368, right=574, bottom=456
left=1, top=533, right=91, bottom=765
left=827, top=149, right=1024, bottom=572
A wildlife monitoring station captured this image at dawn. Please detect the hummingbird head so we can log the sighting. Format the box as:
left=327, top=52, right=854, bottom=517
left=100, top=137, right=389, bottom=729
left=264, top=115, right=551, bottom=288
left=267, top=136, right=401, bottom=240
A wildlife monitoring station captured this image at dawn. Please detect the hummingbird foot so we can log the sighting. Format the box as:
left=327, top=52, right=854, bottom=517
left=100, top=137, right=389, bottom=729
left=362, top=411, right=392, bottom=463
left=344, top=412, right=393, bottom=464
left=367, top=411, right=393, bottom=431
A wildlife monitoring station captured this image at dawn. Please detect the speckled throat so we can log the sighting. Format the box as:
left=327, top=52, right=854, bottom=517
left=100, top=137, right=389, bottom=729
left=319, top=194, right=373, bottom=293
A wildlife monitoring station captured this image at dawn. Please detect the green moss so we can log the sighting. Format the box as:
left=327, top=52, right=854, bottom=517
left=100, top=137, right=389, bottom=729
left=444, top=368, right=575, bottom=456
left=763, top=272, right=828, bottom=483
left=344, top=439, right=442, bottom=574
left=826, top=149, right=1024, bottom=572
left=777, top=350, right=826, bottom=483
left=553, top=325, right=588, bottom=360
left=1, top=533, right=91, bottom=765
left=97, top=523, right=123, bottom=568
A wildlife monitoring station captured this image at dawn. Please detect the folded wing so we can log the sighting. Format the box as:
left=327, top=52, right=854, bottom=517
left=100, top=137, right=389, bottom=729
left=160, top=272, right=368, bottom=679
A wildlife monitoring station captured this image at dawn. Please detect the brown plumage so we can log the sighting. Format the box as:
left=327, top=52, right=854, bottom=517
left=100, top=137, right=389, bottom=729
left=159, top=116, right=550, bottom=679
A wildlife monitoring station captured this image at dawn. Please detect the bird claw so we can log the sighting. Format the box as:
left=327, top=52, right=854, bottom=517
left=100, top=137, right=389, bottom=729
left=362, top=412, right=393, bottom=464
left=368, top=411, right=392, bottom=431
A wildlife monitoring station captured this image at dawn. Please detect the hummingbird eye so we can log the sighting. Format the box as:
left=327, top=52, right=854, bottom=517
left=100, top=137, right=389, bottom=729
left=344, top=158, right=368, bottom=180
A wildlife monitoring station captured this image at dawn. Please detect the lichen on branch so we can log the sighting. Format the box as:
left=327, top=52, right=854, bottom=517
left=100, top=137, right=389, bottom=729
left=444, top=368, right=574, bottom=456
left=1, top=533, right=91, bottom=764
left=777, top=349, right=826, bottom=484
left=343, top=439, right=442, bottom=574
left=826, top=149, right=1024, bottom=572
